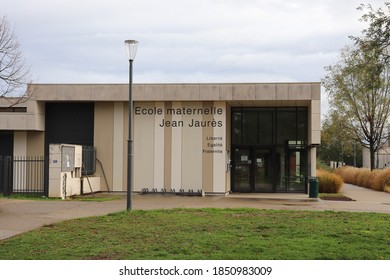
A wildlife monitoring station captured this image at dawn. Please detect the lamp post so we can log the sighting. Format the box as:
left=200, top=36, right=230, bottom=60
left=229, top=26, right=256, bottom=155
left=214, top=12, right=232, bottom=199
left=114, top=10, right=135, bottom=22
left=124, top=39, right=138, bottom=210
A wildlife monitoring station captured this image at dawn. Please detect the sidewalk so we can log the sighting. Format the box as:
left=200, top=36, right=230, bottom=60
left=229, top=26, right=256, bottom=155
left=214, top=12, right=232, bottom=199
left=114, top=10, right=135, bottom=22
left=0, top=184, right=389, bottom=240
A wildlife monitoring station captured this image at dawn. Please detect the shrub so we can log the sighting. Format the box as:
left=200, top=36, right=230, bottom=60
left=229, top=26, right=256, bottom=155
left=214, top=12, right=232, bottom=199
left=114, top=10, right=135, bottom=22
left=335, top=166, right=390, bottom=192
left=355, top=168, right=373, bottom=189
left=317, top=169, right=344, bottom=193
left=371, top=168, right=390, bottom=191
left=334, top=166, right=358, bottom=185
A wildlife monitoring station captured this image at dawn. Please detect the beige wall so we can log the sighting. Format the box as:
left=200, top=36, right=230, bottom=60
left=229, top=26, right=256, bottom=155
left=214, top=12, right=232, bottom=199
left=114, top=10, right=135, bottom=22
left=27, top=131, right=44, bottom=156
left=153, top=102, right=165, bottom=189
left=13, top=132, right=27, bottom=157
left=181, top=101, right=203, bottom=190
left=132, top=101, right=227, bottom=193
left=133, top=102, right=155, bottom=190
left=202, top=101, right=214, bottom=193
left=94, top=102, right=114, bottom=191
left=30, top=83, right=320, bottom=103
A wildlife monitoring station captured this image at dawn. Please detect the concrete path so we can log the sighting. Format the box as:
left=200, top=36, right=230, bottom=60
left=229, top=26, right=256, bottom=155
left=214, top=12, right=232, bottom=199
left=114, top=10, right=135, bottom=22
left=0, top=184, right=389, bottom=240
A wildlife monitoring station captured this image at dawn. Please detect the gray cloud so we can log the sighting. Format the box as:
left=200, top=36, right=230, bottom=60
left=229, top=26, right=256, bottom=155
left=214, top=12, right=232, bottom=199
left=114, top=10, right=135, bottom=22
left=2, top=0, right=384, bottom=86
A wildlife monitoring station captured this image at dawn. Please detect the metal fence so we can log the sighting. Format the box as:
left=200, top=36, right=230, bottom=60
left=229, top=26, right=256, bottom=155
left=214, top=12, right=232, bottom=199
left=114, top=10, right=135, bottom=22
left=82, top=146, right=96, bottom=176
left=0, top=156, right=45, bottom=196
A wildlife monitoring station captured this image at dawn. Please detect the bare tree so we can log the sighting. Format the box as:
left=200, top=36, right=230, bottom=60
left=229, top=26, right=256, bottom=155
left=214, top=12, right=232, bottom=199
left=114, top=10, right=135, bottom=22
left=0, top=16, right=31, bottom=106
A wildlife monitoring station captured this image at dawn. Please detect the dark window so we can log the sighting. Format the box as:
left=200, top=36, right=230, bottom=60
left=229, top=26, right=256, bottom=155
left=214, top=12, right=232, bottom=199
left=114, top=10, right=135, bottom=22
left=276, top=108, right=297, bottom=145
left=297, top=108, right=308, bottom=141
left=258, top=110, right=273, bottom=145
left=44, top=102, right=94, bottom=192
left=0, top=131, right=14, bottom=156
left=0, top=107, right=27, bottom=112
left=232, top=110, right=242, bottom=145
left=242, top=110, right=257, bottom=145
left=232, top=107, right=307, bottom=146
left=231, top=107, right=308, bottom=194
left=45, top=102, right=94, bottom=147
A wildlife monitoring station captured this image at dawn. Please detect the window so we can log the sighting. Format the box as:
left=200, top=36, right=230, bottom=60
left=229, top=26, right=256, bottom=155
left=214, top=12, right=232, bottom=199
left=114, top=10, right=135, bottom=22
left=232, top=107, right=307, bottom=146
left=276, top=108, right=297, bottom=145
left=258, top=110, right=273, bottom=145
left=0, top=107, right=27, bottom=112
left=242, top=110, right=257, bottom=144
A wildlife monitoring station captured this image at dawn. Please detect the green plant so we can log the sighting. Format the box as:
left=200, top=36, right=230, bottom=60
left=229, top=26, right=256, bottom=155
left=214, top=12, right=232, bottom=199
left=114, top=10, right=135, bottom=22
left=316, top=159, right=332, bottom=172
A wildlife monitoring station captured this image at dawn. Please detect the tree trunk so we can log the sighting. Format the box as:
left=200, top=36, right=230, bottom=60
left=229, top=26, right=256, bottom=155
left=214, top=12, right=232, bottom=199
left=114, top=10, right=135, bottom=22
left=370, top=146, right=376, bottom=171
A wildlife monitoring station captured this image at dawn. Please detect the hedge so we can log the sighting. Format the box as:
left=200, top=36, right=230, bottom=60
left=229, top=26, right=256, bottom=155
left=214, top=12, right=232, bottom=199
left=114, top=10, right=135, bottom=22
left=334, top=166, right=390, bottom=193
left=316, top=169, right=344, bottom=193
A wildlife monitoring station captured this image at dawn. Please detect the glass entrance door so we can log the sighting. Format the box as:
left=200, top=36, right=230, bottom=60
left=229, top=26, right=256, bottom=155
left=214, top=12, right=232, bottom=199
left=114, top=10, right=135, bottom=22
left=284, top=149, right=307, bottom=192
left=232, top=148, right=252, bottom=192
left=254, top=149, right=273, bottom=192
left=232, top=148, right=274, bottom=193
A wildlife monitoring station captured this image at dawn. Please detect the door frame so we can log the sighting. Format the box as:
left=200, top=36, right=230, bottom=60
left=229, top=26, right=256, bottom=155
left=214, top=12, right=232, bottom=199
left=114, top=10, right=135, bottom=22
left=283, top=146, right=308, bottom=193
left=231, top=145, right=276, bottom=193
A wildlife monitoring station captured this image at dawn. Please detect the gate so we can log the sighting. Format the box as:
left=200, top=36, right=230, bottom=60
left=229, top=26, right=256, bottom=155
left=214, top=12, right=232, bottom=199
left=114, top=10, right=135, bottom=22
left=0, top=156, right=45, bottom=196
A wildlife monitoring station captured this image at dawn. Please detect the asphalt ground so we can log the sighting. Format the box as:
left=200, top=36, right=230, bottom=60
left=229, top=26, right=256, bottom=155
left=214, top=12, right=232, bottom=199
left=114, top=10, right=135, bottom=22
left=0, top=184, right=389, bottom=240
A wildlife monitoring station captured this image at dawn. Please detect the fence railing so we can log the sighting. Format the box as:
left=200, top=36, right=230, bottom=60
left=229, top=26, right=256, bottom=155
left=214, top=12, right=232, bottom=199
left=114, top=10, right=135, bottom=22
left=0, top=156, right=45, bottom=196
left=82, top=146, right=96, bottom=176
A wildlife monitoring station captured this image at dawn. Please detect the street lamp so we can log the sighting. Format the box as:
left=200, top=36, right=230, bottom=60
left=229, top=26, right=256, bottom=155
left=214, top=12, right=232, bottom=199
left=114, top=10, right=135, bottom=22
left=124, top=39, right=138, bottom=210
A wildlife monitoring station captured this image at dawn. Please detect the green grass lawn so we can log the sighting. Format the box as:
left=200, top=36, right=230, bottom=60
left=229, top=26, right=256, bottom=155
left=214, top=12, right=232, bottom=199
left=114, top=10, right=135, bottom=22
left=0, top=208, right=389, bottom=260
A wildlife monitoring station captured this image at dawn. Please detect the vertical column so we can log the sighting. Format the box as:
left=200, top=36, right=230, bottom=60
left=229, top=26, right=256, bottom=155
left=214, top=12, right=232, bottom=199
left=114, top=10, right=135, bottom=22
left=164, top=102, right=172, bottom=190
left=310, top=100, right=321, bottom=145
left=311, top=147, right=317, bottom=177
left=112, top=102, right=124, bottom=191
left=309, top=99, right=320, bottom=180
left=134, top=102, right=155, bottom=191
left=181, top=102, right=202, bottom=191
left=212, top=101, right=226, bottom=193
left=170, top=102, right=182, bottom=190
left=202, top=102, right=214, bottom=193
left=154, top=102, right=165, bottom=189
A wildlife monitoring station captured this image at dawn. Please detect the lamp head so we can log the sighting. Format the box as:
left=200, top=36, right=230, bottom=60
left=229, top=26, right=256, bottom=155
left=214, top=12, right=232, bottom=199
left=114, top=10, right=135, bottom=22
left=125, top=40, right=138, bottom=61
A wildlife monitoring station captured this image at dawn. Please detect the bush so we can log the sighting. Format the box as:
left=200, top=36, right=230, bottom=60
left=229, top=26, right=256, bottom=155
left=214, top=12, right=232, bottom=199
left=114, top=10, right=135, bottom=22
left=371, top=168, right=390, bottom=191
left=335, top=166, right=390, bottom=192
left=317, top=169, right=344, bottom=193
left=334, top=166, right=357, bottom=184
left=356, top=168, right=373, bottom=189
left=335, top=166, right=373, bottom=188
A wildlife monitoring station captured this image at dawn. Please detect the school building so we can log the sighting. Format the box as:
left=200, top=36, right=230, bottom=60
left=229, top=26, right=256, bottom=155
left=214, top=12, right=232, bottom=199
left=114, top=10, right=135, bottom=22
left=0, top=83, right=321, bottom=197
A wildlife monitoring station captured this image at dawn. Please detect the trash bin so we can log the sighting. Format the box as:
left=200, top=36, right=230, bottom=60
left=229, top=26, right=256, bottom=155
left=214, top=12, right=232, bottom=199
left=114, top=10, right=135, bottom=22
left=309, top=177, right=319, bottom=198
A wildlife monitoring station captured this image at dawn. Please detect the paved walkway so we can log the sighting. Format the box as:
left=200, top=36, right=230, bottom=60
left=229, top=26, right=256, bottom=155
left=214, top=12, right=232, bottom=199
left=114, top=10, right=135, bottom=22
left=0, top=184, right=389, bottom=240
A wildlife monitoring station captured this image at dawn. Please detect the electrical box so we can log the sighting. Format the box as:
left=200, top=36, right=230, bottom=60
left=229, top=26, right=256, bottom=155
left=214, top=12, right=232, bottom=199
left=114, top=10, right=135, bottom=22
left=48, top=144, right=82, bottom=199
left=48, top=143, right=100, bottom=199
left=61, top=146, right=75, bottom=172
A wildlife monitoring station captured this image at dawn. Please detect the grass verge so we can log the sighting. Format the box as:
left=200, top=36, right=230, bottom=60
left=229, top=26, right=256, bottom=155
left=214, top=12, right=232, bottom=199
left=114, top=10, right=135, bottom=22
left=0, top=208, right=389, bottom=260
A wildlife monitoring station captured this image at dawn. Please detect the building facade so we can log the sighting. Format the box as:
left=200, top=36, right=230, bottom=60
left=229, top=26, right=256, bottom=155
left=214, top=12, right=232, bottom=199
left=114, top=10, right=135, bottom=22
left=0, top=83, right=321, bottom=196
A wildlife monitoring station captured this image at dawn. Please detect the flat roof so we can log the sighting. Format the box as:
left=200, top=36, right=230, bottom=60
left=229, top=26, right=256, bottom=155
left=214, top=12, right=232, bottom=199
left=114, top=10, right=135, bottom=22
left=27, top=82, right=321, bottom=102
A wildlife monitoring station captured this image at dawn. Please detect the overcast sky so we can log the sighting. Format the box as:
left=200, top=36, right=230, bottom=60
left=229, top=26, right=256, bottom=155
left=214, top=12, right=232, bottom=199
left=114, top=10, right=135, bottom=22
left=2, top=0, right=387, bottom=113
